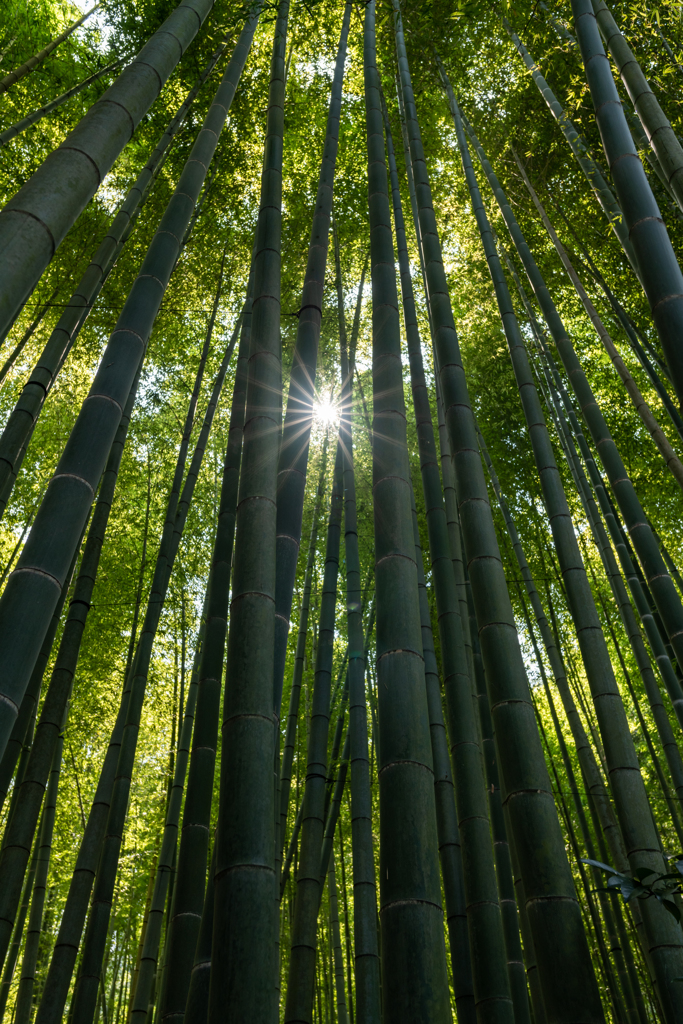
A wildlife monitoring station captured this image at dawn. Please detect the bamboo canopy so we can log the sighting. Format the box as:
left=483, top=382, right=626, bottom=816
left=3, top=0, right=683, bottom=1021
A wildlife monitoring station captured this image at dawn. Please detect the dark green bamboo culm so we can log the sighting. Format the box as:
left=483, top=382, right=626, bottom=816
left=479, top=423, right=646, bottom=1023
left=0, top=807, right=41, bottom=1017
left=464, top=112, right=683, bottom=732
left=13, top=714, right=65, bottom=1024
left=0, top=5, right=261, bottom=765
left=278, top=433, right=329, bottom=861
left=0, top=59, right=122, bottom=146
left=366, top=5, right=451, bottom=1021
left=0, top=32, right=230, bottom=520
left=571, top=0, right=683, bottom=404
left=272, top=1, right=351, bottom=727
left=69, top=281, right=239, bottom=1024
left=394, top=11, right=604, bottom=1022
left=410, top=488, right=476, bottom=1024
left=0, top=0, right=215, bottom=341
left=183, top=839, right=217, bottom=1024
left=284, top=433, right=344, bottom=1022
left=208, top=3, right=288, bottom=1020
left=383, top=89, right=511, bottom=1024
left=449, top=82, right=683, bottom=1017
left=155, top=271, right=253, bottom=1024
left=334, top=230, right=381, bottom=1024
left=0, top=4, right=98, bottom=93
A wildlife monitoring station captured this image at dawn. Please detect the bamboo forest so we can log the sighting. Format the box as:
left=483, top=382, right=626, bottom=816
left=9, top=0, right=683, bottom=1021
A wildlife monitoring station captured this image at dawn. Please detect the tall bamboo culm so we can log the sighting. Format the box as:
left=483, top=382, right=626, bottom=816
left=208, top=3, right=289, bottom=1019
left=365, top=6, right=450, bottom=1021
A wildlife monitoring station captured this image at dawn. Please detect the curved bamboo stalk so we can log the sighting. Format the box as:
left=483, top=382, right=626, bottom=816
left=0, top=4, right=98, bottom=93
left=0, top=59, right=122, bottom=146
left=0, top=32, right=230, bottom=522
left=0, top=8, right=259, bottom=765
left=384, top=89, right=512, bottom=1024
left=0, top=0, right=214, bottom=341
left=396, top=17, right=603, bottom=1020
left=513, top=153, right=683, bottom=493
left=273, top=1, right=351, bottom=723
left=208, top=4, right=288, bottom=1019
left=367, top=6, right=451, bottom=1020
left=571, top=0, right=683, bottom=407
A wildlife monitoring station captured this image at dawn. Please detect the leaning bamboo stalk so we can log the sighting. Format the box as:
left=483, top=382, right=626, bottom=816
left=0, top=0, right=215, bottom=341
left=591, top=0, right=683, bottom=213
left=69, top=294, right=239, bottom=1024
left=0, top=32, right=230, bottom=522
left=272, top=1, right=351, bottom=724
left=0, top=288, right=58, bottom=388
left=13, top=716, right=65, bottom=1024
left=514, top=153, right=683, bottom=493
left=384, top=89, right=511, bottom=1024
left=0, top=812, right=41, bottom=1017
left=208, top=3, right=288, bottom=1018
left=501, top=14, right=640, bottom=279
left=397, top=15, right=601, bottom=1020
left=367, top=6, right=451, bottom=1020
left=0, top=4, right=98, bottom=93
left=571, top=0, right=683, bottom=407
left=0, top=6, right=260, bottom=765
left=0, top=59, right=122, bottom=146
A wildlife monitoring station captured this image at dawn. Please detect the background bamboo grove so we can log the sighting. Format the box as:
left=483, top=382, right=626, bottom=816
left=3, top=0, right=683, bottom=1020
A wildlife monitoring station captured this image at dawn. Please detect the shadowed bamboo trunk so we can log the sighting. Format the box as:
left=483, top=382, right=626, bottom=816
left=571, top=0, right=683, bottom=405
left=366, top=5, right=450, bottom=1021
left=395, top=11, right=604, bottom=1022
left=208, top=3, right=288, bottom=1019
left=383, top=88, right=512, bottom=1024
left=0, top=5, right=260, bottom=765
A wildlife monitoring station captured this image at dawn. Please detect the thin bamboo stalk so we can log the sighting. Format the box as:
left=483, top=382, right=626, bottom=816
left=0, top=4, right=98, bottom=92
left=0, top=60, right=122, bottom=146
left=328, top=855, right=349, bottom=1024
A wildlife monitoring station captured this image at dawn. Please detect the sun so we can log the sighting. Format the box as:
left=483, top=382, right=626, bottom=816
left=313, top=394, right=339, bottom=424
